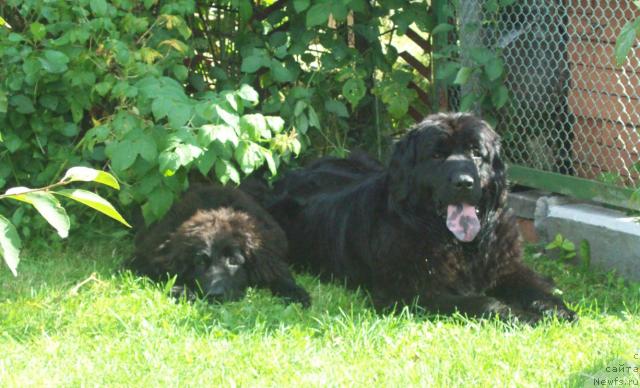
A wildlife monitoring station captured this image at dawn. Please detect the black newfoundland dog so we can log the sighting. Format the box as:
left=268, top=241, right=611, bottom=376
left=129, top=184, right=310, bottom=307
left=270, top=112, right=575, bottom=322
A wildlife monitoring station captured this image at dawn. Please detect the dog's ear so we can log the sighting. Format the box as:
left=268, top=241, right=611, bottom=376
left=488, top=137, right=507, bottom=207
left=388, top=131, right=417, bottom=205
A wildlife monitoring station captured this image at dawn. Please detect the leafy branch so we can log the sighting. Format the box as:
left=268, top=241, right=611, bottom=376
left=0, top=167, right=129, bottom=276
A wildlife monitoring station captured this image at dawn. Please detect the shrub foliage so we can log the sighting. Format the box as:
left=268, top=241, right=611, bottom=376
left=0, top=0, right=300, bottom=225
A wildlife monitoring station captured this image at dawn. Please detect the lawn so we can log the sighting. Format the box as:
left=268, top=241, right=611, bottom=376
left=0, top=240, right=638, bottom=387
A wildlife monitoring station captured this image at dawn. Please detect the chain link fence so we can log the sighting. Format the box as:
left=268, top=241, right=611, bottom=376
left=453, top=0, right=640, bottom=190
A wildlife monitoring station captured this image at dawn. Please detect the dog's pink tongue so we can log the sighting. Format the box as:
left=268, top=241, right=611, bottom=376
left=446, top=203, right=481, bottom=242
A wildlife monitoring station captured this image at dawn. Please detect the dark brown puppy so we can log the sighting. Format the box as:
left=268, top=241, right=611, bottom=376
left=270, top=112, right=575, bottom=322
left=130, top=184, right=310, bottom=307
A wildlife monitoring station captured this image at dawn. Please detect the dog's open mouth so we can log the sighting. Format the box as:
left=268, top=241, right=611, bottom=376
left=446, top=203, right=481, bottom=242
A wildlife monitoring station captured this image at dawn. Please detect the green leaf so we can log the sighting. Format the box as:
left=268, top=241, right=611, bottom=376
left=484, top=57, right=504, bottom=81
left=240, top=114, right=269, bottom=139
left=236, top=84, right=259, bottom=105
left=158, top=151, right=181, bottom=177
left=39, top=50, right=69, bottom=74
left=342, top=78, right=366, bottom=107
left=107, top=140, right=137, bottom=172
left=294, top=100, right=307, bottom=116
left=307, top=106, right=320, bottom=128
left=561, top=238, right=575, bottom=252
left=70, top=100, right=84, bottom=123
left=5, top=188, right=70, bottom=238
left=615, top=19, right=640, bottom=66
left=270, top=60, right=295, bottom=83
left=151, top=98, right=176, bottom=119
left=0, top=16, right=11, bottom=29
left=484, top=0, right=498, bottom=13
left=215, top=105, right=240, bottom=127
left=491, top=85, right=509, bottom=109
left=499, top=0, right=517, bottom=5
left=175, top=143, right=203, bottom=167
left=60, top=167, right=120, bottom=190
left=147, top=186, right=173, bottom=218
left=215, top=159, right=240, bottom=185
left=468, top=47, right=495, bottom=65
left=266, top=116, right=285, bottom=133
left=306, top=3, right=331, bottom=27
left=454, top=67, right=474, bottom=85
left=234, top=141, right=264, bottom=174
left=0, top=215, right=21, bottom=276
left=224, top=92, right=239, bottom=112
left=172, top=65, right=189, bottom=81
left=133, top=135, right=158, bottom=162
left=196, top=148, right=217, bottom=176
left=296, top=113, right=309, bottom=134
left=546, top=234, right=561, bottom=250
left=387, top=95, right=409, bottom=119
left=294, top=0, right=310, bottom=13
left=579, top=239, right=591, bottom=269
left=0, top=90, right=7, bottom=113
left=232, top=0, right=253, bottom=22
left=198, top=124, right=239, bottom=147
left=241, top=50, right=270, bottom=73
left=90, top=0, right=108, bottom=16
left=29, top=22, right=46, bottom=41
left=10, top=95, right=35, bottom=114
left=325, top=99, right=349, bottom=118
left=459, top=93, right=480, bottom=112
left=56, top=189, right=131, bottom=227
left=39, top=95, right=58, bottom=110
left=152, top=98, right=192, bottom=128
left=436, top=61, right=461, bottom=81
left=260, top=148, right=277, bottom=175
left=431, top=23, right=455, bottom=35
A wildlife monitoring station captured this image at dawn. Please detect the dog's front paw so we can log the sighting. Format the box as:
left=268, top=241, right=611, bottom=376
left=486, top=300, right=542, bottom=324
left=531, top=299, right=577, bottom=322
left=278, top=283, right=311, bottom=308
left=288, top=286, right=311, bottom=308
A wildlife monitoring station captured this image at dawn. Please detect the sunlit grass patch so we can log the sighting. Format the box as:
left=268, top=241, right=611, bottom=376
left=0, top=241, right=638, bottom=386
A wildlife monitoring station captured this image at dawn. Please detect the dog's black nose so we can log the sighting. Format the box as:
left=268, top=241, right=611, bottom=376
left=452, top=174, right=475, bottom=190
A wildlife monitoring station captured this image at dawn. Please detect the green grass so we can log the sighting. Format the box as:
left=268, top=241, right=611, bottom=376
left=1, top=241, right=639, bottom=387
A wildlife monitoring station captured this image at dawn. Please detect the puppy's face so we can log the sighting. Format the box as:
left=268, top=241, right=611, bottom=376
left=169, top=209, right=253, bottom=301
left=389, top=113, right=505, bottom=242
left=187, top=239, right=249, bottom=301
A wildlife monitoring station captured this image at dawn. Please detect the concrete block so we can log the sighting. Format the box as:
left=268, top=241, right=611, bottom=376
left=535, top=196, right=640, bottom=281
left=507, top=190, right=549, bottom=219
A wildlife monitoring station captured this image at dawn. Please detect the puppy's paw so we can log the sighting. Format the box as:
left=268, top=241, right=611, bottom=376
left=285, top=285, right=311, bottom=308
left=485, top=300, right=541, bottom=325
left=531, top=299, right=578, bottom=322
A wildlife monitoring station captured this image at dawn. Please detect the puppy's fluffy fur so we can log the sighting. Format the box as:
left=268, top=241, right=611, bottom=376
left=130, top=184, right=310, bottom=306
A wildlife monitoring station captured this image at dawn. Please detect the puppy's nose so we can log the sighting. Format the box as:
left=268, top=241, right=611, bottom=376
left=452, top=174, right=475, bottom=190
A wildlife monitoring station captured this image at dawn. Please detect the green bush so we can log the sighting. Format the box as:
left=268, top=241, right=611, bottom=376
left=188, top=0, right=429, bottom=157
left=0, top=0, right=299, bottom=224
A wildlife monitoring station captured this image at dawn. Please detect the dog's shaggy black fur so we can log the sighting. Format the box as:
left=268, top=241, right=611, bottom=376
left=270, top=113, right=575, bottom=322
left=129, top=184, right=310, bottom=306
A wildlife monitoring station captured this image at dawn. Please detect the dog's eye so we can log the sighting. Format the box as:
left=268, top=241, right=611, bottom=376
left=470, top=146, right=482, bottom=158
left=432, top=151, right=445, bottom=159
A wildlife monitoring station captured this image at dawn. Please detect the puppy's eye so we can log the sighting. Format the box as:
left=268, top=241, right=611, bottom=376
left=226, top=253, right=245, bottom=266
left=432, top=151, right=445, bottom=159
